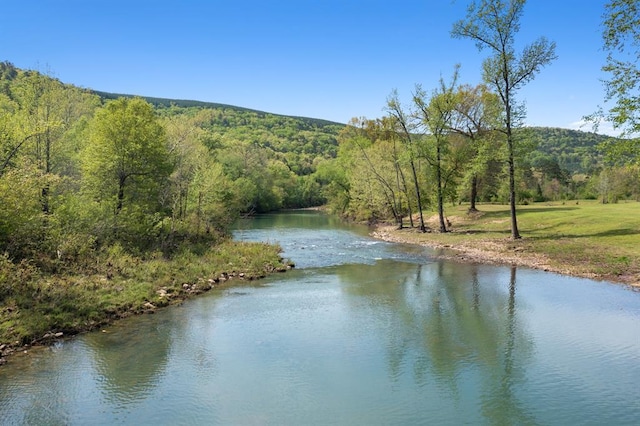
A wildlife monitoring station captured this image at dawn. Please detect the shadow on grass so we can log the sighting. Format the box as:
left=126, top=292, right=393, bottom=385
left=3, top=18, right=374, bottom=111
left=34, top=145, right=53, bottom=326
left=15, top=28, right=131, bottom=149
left=517, top=206, right=580, bottom=214
left=454, top=226, right=640, bottom=240
left=455, top=229, right=511, bottom=235
left=467, top=206, right=580, bottom=218
left=528, top=228, right=640, bottom=240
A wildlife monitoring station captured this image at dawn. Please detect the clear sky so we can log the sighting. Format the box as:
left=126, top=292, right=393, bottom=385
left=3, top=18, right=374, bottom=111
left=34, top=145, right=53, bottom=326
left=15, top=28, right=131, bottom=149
left=1, top=0, right=616, bottom=134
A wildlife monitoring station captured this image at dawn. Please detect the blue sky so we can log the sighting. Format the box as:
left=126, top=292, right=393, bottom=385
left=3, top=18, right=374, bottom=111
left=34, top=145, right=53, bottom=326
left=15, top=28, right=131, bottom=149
left=1, top=0, right=615, bottom=134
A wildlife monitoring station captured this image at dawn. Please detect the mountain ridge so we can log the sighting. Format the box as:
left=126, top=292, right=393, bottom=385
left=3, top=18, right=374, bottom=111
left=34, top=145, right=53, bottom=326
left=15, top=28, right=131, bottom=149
left=90, top=90, right=346, bottom=128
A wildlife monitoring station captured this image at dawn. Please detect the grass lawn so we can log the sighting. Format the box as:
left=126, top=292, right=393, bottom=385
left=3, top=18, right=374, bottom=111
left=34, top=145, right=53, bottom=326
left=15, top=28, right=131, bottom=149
left=376, top=200, right=640, bottom=286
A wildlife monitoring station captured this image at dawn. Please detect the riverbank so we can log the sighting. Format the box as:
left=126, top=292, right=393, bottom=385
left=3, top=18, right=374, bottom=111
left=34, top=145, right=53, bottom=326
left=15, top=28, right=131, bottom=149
left=0, top=240, right=293, bottom=365
left=371, top=201, right=640, bottom=288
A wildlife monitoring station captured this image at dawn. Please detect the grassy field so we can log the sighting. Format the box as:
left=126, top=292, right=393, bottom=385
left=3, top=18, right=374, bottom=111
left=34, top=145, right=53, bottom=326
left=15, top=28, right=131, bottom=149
left=375, top=200, right=640, bottom=286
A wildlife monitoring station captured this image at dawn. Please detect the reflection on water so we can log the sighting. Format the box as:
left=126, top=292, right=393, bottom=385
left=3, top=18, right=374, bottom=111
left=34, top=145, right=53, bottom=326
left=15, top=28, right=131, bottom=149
left=1, top=211, right=639, bottom=425
left=84, top=315, right=173, bottom=405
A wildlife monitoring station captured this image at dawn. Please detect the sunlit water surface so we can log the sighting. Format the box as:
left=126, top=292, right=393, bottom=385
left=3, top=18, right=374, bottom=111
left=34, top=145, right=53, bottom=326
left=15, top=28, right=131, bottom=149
left=1, top=211, right=639, bottom=425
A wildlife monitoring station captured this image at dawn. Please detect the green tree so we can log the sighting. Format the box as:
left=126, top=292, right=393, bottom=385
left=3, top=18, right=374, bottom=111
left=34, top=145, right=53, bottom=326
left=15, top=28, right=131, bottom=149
left=386, top=91, right=427, bottom=231
left=82, top=98, right=172, bottom=216
left=594, top=0, right=640, bottom=165
left=161, top=111, right=207, bottom=223
left=314, top=157, right=350, bottom=214
left=452, top=0, right=557, bottom=239
left=601, top=0, right=640, bottom=135
left=12, top=71, right=98, bottom=214
left=0, top=68, right=100, bottom=262
left=413, top=69, right=460, bottom=232
left=338, top=118, right=407, bottom=225
left=0, top=89, right=22, bottom=175
left=448, top=84, right=503, bottom=211
left=215, top=138, right=277, bottom=213
left=188, top=159, right=238, bottom=235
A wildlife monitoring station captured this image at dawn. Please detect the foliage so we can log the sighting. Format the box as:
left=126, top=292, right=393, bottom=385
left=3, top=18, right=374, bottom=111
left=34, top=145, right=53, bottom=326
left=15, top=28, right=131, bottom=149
left=448, top=84, right=505, bottom=210
left=583, top=0, right=640, bottom=166
left=0, top=61, right=346, bottom=268
left=82, top=97, right=171, bottom=215
left=601, top=0, right=640, bottom=137
left=148, top=103, right=342, bottom=212
left=452, top=0, right=557, bottom=239
left=386, top=91, right=428, bottom=231
left=326, top=112, right=628, bottom=225
left=525, top=127, right=607, bottom=174
left=413, top=67, right=462, bottom=232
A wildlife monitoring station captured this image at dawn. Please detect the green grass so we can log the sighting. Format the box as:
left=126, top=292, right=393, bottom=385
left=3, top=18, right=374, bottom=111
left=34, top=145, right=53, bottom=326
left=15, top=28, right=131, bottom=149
left=0, top=240, right=291, bottom=351
left=397, top=200, right=640, bottom=283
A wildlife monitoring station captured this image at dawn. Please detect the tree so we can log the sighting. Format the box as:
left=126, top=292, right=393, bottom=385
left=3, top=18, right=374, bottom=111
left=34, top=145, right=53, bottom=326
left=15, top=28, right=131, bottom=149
left=0, top=68, right=101, bottom=261
left=314, top=157, right=350, bottom=215
left=82, top=98, right=172, bottom=216
left=386, top=91, right=427, bottom=231
left=413, top=68, right=460, bottom=232
left=448, top=84, right=503, bottom=212
left=452, top=0, right=557, bottom=239
left=338, top=118, right=407, bottom=226
left=12, top=71, right=97, bottom=214
left=596, top=0, right=640, bottom=165
left=413, top=66, right=469, bottom=232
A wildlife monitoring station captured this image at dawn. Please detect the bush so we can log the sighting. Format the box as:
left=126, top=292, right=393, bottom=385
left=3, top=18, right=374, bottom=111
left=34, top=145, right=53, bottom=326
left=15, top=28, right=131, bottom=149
left=0, top=253, right=40, bottom=303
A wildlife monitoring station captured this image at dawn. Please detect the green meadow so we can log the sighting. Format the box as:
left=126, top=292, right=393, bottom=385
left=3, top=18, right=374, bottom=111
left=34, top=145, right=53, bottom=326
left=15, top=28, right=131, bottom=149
left=394, top=200, right=639, bottom=284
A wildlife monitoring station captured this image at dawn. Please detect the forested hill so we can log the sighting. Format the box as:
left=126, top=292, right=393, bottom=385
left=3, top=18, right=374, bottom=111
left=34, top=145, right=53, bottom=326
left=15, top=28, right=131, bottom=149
left=92, top=90, right=345, bottom=165
left=92, top=90, right=613, bottom=176
left=526, top=126, right=611, bottom=175
left=2, top=61, right=613, bottom=186
left=92, top=90, right=344, bottom=128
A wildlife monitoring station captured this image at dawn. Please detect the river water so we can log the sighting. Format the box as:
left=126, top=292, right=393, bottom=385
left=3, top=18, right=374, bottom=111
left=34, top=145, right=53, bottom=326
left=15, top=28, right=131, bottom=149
left=1, top=211, right=639, bottom=425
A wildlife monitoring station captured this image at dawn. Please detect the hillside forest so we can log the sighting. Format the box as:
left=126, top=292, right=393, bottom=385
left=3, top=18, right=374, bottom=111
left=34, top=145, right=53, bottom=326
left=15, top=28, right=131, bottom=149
left=1, top=61, right=638, bottom=270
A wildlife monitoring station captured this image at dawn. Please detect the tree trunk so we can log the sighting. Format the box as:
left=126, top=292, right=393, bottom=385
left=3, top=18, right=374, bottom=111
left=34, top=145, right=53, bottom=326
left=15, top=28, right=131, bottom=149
left=410, top=159, right=427, bottom=232
left=406, top=193, right=414, bottom=228
left=469, top=174, right=478, bottom=212
left=116, top=175, right=126, bottom=213
left=507, top=135, right=521, bottom=239
left=41, top=128, right=51, bottom=215
left=436, top=142, right=447, bottom=233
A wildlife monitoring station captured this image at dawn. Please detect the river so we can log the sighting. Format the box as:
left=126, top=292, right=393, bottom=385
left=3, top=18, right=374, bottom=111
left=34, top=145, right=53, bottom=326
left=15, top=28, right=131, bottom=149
left=1, top=211, right=639, bottom=425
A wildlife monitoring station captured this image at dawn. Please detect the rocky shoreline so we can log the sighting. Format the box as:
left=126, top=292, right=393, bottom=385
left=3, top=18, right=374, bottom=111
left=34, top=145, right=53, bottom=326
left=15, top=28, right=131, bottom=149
left=371, top=224, right=640, bottom=288
left=0, top=264, right=294, bottom=366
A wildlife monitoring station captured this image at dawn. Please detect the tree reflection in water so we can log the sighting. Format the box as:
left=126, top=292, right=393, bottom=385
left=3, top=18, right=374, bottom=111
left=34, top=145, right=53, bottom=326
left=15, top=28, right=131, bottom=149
left=84, top=314, right=173, bottom=405
left=338, top=259, right=536, bottom=424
